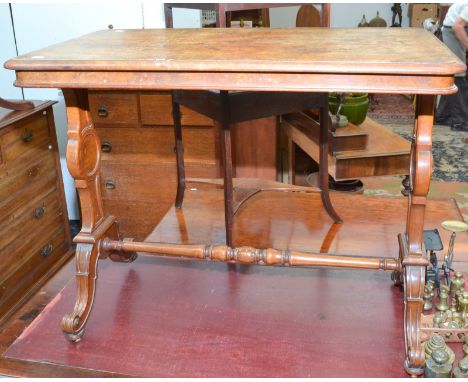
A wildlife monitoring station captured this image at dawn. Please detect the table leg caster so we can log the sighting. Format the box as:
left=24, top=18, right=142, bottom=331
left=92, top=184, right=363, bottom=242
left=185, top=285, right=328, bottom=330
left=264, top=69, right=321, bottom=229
left=404, top=359, right=424, bottom=378
left=63, top=327, right=85, bottom=343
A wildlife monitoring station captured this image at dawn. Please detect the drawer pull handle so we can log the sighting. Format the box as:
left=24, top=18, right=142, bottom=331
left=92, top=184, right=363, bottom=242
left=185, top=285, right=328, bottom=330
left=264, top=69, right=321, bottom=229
left=101, top=140, right=112, bottom=152
left=98, top=106, right=108, bottom=118
left=33, top=206, right=46, bottom=218
left=40, top=243, right=53, bottom=258
left=105, top=179, right=116, bottom=190
left=22, top=132, right=33, bottom=142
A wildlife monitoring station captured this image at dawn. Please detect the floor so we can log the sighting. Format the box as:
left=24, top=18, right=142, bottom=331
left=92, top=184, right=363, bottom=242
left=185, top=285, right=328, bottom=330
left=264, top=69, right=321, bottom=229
left=0, top=94, right=466, bottom=377
left=1, top=189, right=467, bottom=377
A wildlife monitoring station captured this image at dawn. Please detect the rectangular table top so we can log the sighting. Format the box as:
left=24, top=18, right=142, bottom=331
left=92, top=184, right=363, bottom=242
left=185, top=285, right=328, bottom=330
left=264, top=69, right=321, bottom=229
left=4, top=28, right=466, bottom=94
left=5, top=28, right=465, bottom=75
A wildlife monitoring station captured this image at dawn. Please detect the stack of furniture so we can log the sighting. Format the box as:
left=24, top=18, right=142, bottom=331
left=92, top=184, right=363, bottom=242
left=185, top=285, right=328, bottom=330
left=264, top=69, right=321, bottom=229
left=0, top=98, right=72, bottom=325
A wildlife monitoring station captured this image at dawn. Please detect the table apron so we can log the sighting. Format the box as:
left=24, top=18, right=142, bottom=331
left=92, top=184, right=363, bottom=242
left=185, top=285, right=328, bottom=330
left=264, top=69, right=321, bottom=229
left=14, top=70, right=458, bottom=95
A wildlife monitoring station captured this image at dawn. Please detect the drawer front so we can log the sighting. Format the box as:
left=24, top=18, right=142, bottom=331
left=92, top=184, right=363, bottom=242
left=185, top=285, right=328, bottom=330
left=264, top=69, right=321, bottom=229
left=0, top=170, right=57, bottom=224
left=100, top=162, right=218, bottom=202
left=0, top=153, right=56, bottom=202
left=89, top=92, right=139, bottom=127
left=0, top=212, right=65, bottom=280
left=140, top=94, right=214, bottom=126
left=0, top=189, right=61, bottom=251
left=0, top=226, right=67, bottom=307
left=1, top=112, right=51, bottom=165
left=96, top=126, right=219, bottom=164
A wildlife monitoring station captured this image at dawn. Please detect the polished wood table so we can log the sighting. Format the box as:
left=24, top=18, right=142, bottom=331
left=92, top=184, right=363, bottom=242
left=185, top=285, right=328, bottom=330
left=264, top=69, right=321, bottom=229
left=5, top=28, right=466, bottom=376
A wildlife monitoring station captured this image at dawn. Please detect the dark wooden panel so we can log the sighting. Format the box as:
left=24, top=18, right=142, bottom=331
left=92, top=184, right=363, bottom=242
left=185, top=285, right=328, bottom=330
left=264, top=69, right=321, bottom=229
left=89, top=92, right=139, bottom=127
left=1, top=112, right=51, bottom=164
left=140, top=93, right=214, bottom=126
left=100, top=162, right=218, bottom=202
left=0, top=188, right=61, bottom=251
left=231, top=117, right=277, bottom=180
left=0, top=153, right=55, bottom=202
left=0, top=213, right=66, bottom=280
left=96, top=125, right=219, bottom=165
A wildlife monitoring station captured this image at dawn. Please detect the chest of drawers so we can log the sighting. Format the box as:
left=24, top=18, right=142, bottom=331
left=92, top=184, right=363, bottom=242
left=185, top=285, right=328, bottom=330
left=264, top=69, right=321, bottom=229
left=0, top=100, right=73, bottom=325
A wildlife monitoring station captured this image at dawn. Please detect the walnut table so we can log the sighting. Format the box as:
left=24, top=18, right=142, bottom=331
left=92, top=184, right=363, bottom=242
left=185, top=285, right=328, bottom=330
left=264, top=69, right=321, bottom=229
left=5, top=28, right=466, bottom=376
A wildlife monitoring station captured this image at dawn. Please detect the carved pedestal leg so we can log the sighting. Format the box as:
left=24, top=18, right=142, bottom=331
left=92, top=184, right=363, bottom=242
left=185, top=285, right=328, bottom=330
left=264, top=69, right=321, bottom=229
left=403, top=94, right=435, bottom=376
left=61, top=89, right=131, bottom=341
left=62, top=243, right=99, bottom=341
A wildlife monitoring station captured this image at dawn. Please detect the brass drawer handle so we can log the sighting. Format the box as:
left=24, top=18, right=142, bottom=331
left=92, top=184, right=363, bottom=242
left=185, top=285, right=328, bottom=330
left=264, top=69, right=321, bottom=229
left=98, top=105, right=108, bottom=118
left=33, top=206, right=46, bottom=218
left=40, top=242, right=53, bottom=258
left=105, top=179, right=116, bottom=190
left=22, top=131, right=33, bottom=142
left=101, top=140, right=112, bottom=153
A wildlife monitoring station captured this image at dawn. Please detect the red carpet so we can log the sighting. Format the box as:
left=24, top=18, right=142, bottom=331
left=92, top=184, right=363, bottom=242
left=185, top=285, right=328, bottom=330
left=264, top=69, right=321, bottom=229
left=4, top=190, right=467, bottom=377
left=4, top=255, right=410, bottom=377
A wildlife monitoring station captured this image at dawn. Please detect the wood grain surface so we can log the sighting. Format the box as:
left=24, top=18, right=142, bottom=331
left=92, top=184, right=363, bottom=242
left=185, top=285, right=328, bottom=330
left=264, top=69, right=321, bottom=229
left=5, top=28, right=465, bottom=75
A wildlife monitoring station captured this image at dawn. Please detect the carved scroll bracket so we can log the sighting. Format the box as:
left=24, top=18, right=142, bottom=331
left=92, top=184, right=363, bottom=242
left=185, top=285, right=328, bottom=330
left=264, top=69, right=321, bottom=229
left=63, top=89, right=104, bottom=234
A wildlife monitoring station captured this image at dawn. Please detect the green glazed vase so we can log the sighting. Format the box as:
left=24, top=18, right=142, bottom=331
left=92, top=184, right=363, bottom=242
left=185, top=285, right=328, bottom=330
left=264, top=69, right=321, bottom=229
left=329, top=93, right=369, bottom=125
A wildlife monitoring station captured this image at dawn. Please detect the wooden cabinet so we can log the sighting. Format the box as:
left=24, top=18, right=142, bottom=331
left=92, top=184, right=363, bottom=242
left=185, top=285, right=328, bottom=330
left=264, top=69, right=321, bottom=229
left=89, top=90, right=277, bottom=240
left=0, top=101, right=73, bottom=325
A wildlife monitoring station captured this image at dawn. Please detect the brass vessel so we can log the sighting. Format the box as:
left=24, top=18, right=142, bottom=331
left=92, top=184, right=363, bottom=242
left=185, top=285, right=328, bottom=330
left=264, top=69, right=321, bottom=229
left=424, top=348, right=453, bottom=378
left=453, top=357, right=468, bottom=378
left=424, top=286, right=433, bottom=311
left=437, top=289, right=450, bottom=312
left=424, top=334, right=456, bottom=364
left=451, top=272, right=465, bottom=294
left=459, top=292, right=468, bottom=317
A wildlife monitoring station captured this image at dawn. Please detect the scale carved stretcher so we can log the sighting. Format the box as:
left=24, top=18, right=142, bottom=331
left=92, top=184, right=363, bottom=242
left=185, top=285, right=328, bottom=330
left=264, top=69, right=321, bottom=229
left=5, top=28, right=466, bottom=376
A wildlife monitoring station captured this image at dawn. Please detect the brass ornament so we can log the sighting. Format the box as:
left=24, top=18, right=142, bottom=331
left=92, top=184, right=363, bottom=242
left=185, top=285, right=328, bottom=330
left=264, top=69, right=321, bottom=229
left=368, top=11, right=388, bottom=28
left=453, top=311, right=463, bottom=325
left=453, top=357, right=468, bottom=378
left=452, top=272, right=465, bottom=294
left=463, top=336, right=468, bottom=355
left=437, top=289, right=450, bottom=312
left=459, top=292, right=468, bottom=317
left=424, top=334, right=456, bottom=364
left=446, top=320, right=460, bottom=339
left=358, top=14, right=369, bottom=27
left=424, top=348, right=453, bottom=378
left=424, top=286, right=433, bottom=311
